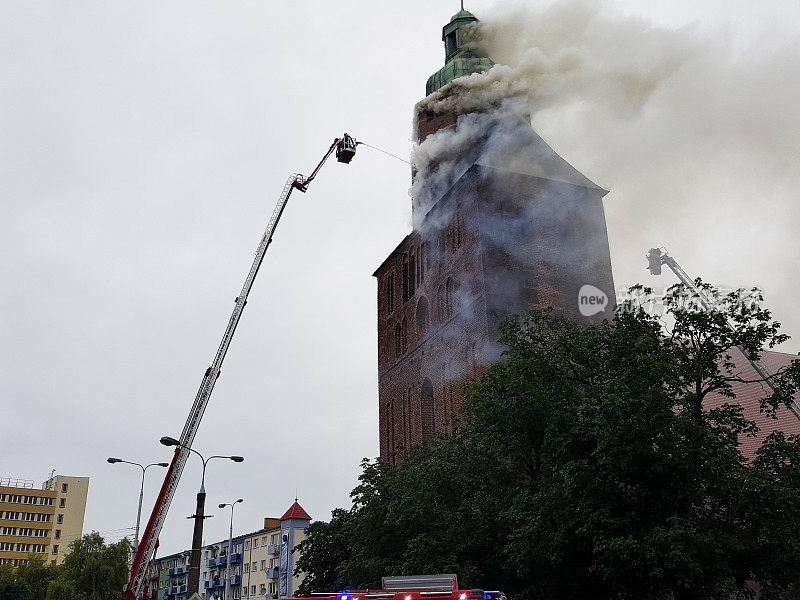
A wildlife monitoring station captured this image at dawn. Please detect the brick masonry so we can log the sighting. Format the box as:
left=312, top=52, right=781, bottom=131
left=373, top=100, right=616, bottom=463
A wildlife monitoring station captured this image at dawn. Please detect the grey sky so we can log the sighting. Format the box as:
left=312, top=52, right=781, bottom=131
left=1, top=0, right=798, bottom=557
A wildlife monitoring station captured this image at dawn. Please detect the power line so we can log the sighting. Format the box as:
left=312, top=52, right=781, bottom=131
left=357, top=141, right=414, bottom=166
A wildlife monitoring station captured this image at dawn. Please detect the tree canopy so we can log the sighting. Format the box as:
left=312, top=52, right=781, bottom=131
left=295, top=283, right=800, bottom=600
left=0, top=533, right=129, bottom=600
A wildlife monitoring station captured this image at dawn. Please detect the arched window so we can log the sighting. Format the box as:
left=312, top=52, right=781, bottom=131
left=401, top=317, right=408, bottom=353
left=455, top=204, right=464, bottom=249
left=386, top=273, right=394, bottom=313
left=445, top=277, right=456, bottom=318
left=393, top=395, right=403, bottom=455
left=416, top=296, right=429, bottom=337
left=409, top=254, right=417, bottom=297
left=421, top=379, right=435, bottom=441
left=437, top=285, right=446, bottom=322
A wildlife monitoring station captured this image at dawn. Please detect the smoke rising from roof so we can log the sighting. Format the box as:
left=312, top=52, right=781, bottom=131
left=414, top=0, right=800, bottom=351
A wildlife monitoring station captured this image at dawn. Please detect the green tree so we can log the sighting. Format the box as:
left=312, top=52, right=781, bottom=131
left=0, top=555, right=61, bottom=600
left=295, top=283, right=800, bottom=600
left=46, top=532, right=130, bottom=600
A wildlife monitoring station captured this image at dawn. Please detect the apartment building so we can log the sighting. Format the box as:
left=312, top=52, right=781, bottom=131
left=0, top=474, right=89, bottom=566
left=157, top=550, right=191, bottom=600
left=157, top=500, right=310, bottom=600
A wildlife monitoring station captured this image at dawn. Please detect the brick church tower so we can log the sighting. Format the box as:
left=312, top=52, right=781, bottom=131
left=374, top=6, right=615, bottom=462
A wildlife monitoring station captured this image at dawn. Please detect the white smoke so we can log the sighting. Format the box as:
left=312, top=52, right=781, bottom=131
left=410, top=0, right=800, bottom=352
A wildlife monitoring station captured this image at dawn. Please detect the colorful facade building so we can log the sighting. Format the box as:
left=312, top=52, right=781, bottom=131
left=157, top=550, right=191, bottom=600
left=0, top=474, right=89, bottom=566
left=156, top=500, right=310, bottom=600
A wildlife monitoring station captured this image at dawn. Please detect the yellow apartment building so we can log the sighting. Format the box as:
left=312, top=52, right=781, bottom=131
left=0, top=474, right=89, bottom=566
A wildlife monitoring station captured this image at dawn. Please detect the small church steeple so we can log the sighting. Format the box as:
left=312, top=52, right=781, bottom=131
left=425, top=3, right=494, bottom=96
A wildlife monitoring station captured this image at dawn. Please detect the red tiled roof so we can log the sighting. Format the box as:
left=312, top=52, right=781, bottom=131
left=280, top=501, right=311, bottom=521
left=704, top=348, right=800, bottom=457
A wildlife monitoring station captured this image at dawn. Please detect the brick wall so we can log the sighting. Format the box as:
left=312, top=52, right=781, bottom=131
left=375, top=102, right=615, bottom=463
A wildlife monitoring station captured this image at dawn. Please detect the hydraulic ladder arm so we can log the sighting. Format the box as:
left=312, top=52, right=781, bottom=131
left=125, top=135, right=357, bottom=600
left=646, top=247, right=778, bottom=389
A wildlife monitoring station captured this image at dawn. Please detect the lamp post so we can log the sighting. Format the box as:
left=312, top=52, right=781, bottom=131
left=159, top=436, right=244, bottom=596
left=219, top=499, right=243, bottom=600
left=106, top=458, right=168, bottom=553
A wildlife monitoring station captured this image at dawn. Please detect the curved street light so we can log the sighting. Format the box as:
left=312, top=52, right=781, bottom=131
left=106, top=458, right=168, bottom=552
left=158, top=436, right=244, bottom=596
left=219, top=499, right=244, bottom=600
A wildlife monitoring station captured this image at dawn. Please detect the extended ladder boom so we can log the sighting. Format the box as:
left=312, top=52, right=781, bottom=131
left=646, top=248, right=777, bottom=389
left=125, top=136, right=356, bottom=599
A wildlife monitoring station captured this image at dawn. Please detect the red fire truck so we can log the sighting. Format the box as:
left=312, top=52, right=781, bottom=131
left=294, top=575, right=506, bottom=600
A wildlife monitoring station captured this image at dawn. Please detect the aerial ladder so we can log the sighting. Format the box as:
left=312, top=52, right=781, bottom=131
left=124, top=134, right=358, bottom=600
left=645, top=247, right=781, bottom=394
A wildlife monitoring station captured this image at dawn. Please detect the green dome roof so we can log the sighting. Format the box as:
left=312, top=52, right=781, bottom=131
left=425, top=4, right=494, bottom=96
left=451, top=8, right=476, bottom=21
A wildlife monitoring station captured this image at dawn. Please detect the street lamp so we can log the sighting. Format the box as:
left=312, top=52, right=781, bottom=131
left=219, top=499, right=244, bottom=600
left=159, top=436, right=244, bottom=596
left=106, top=457, right=168, bottom=553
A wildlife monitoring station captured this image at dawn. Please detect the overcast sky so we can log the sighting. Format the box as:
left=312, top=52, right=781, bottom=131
left=2, top=0, right=798, bottom=557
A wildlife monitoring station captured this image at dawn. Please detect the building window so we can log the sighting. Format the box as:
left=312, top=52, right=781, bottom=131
left=61, top=483, right=68, bottom=493
left=421, top=379, right=435, bottom=441
left=386, top=273, right=395, bottom=313
left=409, top=253, right=416, bottom=297
left=55, top=530, right=60, bottom=540
left=262, top=537, right=268, bottom=546
left=401, top=261, right=408, bottom=301
left=445, top=277, right=456, bottom=318
left=455, top=205, right=464, bottom=249
left=57, top=514, right=63, bottom=524
left=401, top=318, right=407, bottom=353
left=421, top=243, right=428, bottom=279
left=52, top=545, right=58, bottom=555
left=245, top=540, right=250, bottom=550
left=445, top=30, right=458, bottom=58
left=59, top=499, right=66, bottom=508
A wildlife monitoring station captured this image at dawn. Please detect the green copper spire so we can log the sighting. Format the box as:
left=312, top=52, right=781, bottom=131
left=425, top=3, right=495, bottom=96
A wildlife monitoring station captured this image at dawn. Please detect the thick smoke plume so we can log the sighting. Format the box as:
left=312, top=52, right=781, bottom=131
left=411, top=0, right=800, bottom=353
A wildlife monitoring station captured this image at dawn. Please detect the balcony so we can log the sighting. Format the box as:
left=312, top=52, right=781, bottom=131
left=217, top=555, right=228, bottom=565
left=208, top=558, right=217, bottom=567
left=204, top=578, right=224, bottom=589
left=229, top=575, right=241, bottom=586
left=178, top=585, right=187, bottom=594
left=267, top=544, right=278, bottom=555
left=265, top=568, right=279, bottom=579
left=228, top=552, right=242, bottom=564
